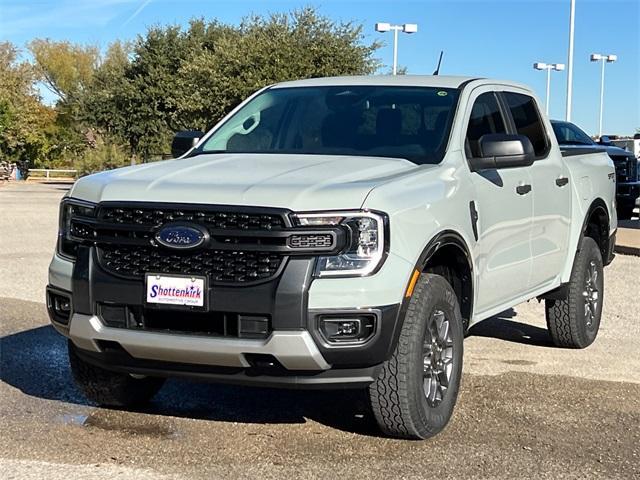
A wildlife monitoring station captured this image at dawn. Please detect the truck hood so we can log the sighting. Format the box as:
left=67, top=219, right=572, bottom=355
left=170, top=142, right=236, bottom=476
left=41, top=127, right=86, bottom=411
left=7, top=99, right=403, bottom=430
left=70, top=153, right=419, bottom=211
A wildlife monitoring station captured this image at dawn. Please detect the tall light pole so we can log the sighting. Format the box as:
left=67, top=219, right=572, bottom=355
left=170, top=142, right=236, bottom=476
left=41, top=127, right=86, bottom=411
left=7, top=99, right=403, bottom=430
left=375, top=22, right=418, bottom=75
left=565, top=0, right=576, bottom=121
left=534, top=62, right=566, bottom=115
left=590, top=53, right=618, bottom=137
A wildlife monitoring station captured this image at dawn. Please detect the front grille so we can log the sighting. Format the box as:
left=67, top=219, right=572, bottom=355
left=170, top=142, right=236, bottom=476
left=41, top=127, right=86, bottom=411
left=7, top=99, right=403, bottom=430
left=630, top=158, right=639, bottom=181
left=99, top=205, right=285, bottom=230
left=99, top=245, right=285, bottom=284
left=67, top=203, right=342, bottom=285
left=612, top=155, right=634, bottom=183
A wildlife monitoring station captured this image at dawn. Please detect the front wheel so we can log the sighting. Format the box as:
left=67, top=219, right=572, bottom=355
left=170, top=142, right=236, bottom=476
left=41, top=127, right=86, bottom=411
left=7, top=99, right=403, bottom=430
left=369, top=274, right=464, bottom=439
left=545, top=236, right=604, bottom=348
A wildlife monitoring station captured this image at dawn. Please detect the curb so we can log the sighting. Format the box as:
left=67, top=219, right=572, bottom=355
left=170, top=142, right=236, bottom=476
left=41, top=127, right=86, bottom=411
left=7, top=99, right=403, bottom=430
left=614, top=244, right=640, bottom=257
left=615, top=223, right=640, bottom=257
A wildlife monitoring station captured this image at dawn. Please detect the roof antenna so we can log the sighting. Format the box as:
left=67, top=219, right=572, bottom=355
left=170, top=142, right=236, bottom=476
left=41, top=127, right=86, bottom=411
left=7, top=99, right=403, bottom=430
left=433, top=51, right=444, bottom=75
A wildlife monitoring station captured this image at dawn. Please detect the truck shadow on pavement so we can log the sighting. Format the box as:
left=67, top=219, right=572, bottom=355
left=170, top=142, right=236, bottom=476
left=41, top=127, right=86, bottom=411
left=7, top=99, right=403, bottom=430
left=0, top=323, right=378, bottom=436
left=1, top=300, right=553, bottom=437
left=468, top=308, right=553, bottom=347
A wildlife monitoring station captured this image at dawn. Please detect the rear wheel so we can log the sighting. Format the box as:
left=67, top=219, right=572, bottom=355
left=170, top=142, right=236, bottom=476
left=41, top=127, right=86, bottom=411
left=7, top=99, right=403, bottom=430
left=68, top=341, right=165, bottom=407
left=369, top=274, right=464, bottom=439
left=545, top=236, right=604, bottom=348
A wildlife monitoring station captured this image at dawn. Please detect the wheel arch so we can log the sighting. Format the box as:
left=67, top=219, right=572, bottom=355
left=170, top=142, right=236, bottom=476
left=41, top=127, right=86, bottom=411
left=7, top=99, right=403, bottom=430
left=412, top=230, right=475, bottom=330
left=558, top=197, right=612, bottom=285
left=580, top=198, right=611, bottom=264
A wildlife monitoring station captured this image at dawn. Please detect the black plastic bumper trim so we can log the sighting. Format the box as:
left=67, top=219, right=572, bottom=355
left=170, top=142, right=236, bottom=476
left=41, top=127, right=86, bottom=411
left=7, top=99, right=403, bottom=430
left=73, top=344, right=380, bottom=389
left=46, top=286, right=74, bottom=326
left=309, top=304, right=401, bottom=368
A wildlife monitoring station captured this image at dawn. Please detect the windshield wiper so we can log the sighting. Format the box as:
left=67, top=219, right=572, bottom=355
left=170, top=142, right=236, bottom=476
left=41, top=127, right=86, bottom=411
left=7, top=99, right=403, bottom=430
left=186, top=149, right=228, bottom=158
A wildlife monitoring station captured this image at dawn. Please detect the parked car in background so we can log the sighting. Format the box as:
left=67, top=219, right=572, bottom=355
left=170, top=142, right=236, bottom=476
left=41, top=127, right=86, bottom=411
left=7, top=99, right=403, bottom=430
left=551, top=120, right=639, bottom=219
left=48, top=76, right=617, bottom=439
left=610, top=137, right=640, bottom=161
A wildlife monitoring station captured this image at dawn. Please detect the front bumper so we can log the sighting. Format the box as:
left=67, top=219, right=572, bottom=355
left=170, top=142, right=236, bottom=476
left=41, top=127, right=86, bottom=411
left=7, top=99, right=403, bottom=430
left=68, top=313, right=330, bottom=370
left=48, top=246, right=406, bottom=387
left=616, top=181, right=640, bottom=208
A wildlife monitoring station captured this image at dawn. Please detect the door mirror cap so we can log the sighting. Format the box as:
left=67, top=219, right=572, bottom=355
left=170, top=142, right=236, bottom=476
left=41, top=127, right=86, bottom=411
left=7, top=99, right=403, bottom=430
left=597, top=135, right=612, bottom=146
left=469, top=134, right=536, bottom=171
left=171, top=130, right=204, bottom=158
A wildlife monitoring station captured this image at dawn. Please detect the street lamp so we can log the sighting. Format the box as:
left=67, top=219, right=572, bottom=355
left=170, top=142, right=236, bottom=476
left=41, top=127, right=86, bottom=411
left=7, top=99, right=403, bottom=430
left=565, top=0, right=576, bottom=121
left=533, top=62, right=566, bottom=115
left=590, top=53, right=617, bottom=137
left=375, top=22, right=418, bottom=75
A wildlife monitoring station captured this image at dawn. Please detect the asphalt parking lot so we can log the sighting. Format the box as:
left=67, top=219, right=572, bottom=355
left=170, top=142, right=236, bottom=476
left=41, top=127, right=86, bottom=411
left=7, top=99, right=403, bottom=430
left=1, top=182, right=639, bottom=479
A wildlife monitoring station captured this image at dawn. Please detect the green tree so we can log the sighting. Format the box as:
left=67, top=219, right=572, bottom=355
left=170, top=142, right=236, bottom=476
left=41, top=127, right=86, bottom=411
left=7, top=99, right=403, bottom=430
left=28, top=39, right=99, bottom=104
left=73, top=137, right=131, bottom=176
left=177, top=9, right=380, bottom=131
left=82, top=41, right=133, bottom=142
left=83, top=8, right=380, bottom=159
left=0, top=42, right=57, bottom=166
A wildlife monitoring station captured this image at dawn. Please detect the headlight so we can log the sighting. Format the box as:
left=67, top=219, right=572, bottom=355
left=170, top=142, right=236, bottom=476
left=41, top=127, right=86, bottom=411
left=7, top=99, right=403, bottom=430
left=57, top=198, right=97, bottom=259
left=292, top=211, right=388, bottom=277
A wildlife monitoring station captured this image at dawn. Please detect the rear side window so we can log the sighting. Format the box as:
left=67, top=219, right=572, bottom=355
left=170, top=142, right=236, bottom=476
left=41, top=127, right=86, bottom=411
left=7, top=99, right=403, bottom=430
left=503, top=92, right=549, bottom=157
left=466, top=92, right=506, bottom=158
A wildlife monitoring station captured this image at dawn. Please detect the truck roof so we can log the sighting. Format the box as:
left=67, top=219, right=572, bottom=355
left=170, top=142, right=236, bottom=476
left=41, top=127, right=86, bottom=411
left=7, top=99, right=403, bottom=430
left=272, top=75, right=533, bottom=92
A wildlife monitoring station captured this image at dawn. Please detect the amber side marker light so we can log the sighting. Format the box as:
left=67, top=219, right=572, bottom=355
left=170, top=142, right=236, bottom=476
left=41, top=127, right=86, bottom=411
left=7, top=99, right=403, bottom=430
left=405, top=269, right=421, bottom=298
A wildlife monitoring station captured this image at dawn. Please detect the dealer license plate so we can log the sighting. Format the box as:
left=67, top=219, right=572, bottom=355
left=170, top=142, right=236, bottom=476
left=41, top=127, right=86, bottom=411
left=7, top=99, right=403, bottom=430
left=145, top=274, right=206, bottom=308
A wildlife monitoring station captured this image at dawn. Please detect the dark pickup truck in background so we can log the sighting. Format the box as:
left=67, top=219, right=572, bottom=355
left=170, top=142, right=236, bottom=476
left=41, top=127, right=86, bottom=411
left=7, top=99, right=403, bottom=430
left=552, top=120, right=640, bottom=219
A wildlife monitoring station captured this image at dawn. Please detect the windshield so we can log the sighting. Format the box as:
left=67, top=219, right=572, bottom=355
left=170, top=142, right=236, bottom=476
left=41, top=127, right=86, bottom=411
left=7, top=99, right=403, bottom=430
left=552, top=122, right=595, bottom=146
left=198, top=85, right=460, bottom=165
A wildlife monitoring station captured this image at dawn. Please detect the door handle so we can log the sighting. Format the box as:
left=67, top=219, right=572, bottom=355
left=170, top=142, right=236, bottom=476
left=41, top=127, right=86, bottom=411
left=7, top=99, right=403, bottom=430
left=516, top=184, right=532, bottom=195
left=555, top=177, right=569, bottom=187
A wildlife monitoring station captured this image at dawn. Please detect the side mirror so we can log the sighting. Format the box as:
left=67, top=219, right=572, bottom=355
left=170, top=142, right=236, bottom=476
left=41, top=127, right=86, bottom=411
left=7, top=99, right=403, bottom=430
left=469, top=134, right=535, bottom=171
left=597, top=135, right=612, bottom=146
left=171, top=130, right=204, bottom=158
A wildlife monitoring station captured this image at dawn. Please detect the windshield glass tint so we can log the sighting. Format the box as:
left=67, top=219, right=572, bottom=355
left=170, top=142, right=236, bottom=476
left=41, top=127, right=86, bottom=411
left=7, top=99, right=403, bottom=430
left=552, top=122, right=594, bottom=146
left=200, top=86, right=460, bottom=164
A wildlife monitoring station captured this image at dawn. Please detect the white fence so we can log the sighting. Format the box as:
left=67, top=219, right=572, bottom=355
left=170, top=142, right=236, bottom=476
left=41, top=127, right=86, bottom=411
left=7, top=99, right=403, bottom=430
left=28, top=169, right=78, bottom=181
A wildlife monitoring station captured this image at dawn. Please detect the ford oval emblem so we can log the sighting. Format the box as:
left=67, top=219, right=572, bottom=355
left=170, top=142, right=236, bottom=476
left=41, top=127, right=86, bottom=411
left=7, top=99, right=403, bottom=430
left=155, top=224, right=207, bottom=250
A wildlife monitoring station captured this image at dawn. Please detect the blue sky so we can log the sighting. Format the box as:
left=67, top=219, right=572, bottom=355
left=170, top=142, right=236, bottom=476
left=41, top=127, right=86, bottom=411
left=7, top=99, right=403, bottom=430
left=1, top=0, right=638, bottom=135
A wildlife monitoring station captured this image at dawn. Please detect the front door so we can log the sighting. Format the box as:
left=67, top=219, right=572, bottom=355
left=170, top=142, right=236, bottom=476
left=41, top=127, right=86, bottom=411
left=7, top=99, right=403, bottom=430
left=463, top=89, right=533, bottom=316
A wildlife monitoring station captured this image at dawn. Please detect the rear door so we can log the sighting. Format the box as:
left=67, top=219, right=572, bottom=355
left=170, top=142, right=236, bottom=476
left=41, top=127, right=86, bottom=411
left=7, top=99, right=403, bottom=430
left=464, top=88, right=533, bottom=315
left=501, top=91, right=571, bottom=289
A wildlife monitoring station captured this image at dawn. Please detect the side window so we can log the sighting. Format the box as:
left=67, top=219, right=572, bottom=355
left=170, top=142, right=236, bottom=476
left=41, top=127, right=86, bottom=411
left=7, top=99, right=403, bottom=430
left=503, top=92, right=549, bottom=157
left=466, top=92, right=506, bottom=158
left=565, top=123, right=594, bottom=145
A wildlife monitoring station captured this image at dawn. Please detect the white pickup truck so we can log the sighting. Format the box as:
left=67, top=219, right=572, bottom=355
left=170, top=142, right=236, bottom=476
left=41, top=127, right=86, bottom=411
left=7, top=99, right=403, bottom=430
left=47, top=75, right=617, bottom=439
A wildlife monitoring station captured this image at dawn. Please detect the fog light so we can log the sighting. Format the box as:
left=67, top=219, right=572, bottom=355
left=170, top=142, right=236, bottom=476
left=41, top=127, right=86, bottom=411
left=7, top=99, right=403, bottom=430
left=55, top=296, right=71, bottom=314
left=47, top=290, right=72, bottom=325
left=318, top=314, right=376, bottom=344
left=323, top=319, right=360, bottom=338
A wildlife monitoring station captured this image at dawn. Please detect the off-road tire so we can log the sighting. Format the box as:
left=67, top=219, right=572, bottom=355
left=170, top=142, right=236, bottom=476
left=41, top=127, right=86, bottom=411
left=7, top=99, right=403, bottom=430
left=369, top=274, right=464, bottom=440
left=545, top=236, right=604, bottom=348
left=68, top=341, right=165, bottom=407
